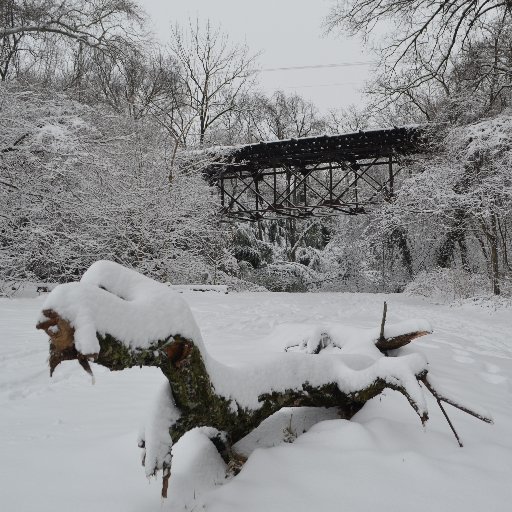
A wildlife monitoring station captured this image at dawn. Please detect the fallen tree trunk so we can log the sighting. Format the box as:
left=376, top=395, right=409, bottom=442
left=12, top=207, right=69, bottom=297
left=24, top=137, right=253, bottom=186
left=38, top=308, right=429, bottom=444
left=36, top=261, right=491, bottom=499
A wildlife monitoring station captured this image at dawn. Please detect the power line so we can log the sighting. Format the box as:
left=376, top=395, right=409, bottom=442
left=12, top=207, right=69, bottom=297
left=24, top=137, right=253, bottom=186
left=260, top=61, right=375, bottom=72
left=283, top=82, right=360, bottom=89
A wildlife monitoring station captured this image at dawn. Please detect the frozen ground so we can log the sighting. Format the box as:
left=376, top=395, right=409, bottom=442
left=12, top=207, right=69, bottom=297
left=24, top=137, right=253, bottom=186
left=1, top=292, right=511, bottom=511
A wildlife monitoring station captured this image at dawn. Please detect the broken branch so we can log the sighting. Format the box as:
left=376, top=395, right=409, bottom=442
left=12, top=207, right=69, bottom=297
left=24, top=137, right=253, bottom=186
left=420, top=376, right=493, bottom=424
left=420, top=375, right=492, bottom=447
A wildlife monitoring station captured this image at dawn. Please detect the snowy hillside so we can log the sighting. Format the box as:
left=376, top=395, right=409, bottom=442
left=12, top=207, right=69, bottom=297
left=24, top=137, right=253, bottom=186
left=1, top=292, right=511, bottom=512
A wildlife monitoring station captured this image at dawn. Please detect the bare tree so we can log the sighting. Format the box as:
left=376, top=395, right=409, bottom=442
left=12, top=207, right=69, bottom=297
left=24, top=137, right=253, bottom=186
left=326, top=0, right=510, bottom=74
left=0, top=0, right=145, bottom=80
left=0, top=0, right=23, bottom=80
left=257, top=90, right=327, bottom=140
left=218, top=90, right=328, bottom=143
left=83, top=49, right=181, bottom=121
left=326, top=104, right=371, bottom=133
left=0, top=82, right=221, bottom=286
left=168, top=19, right=258, bottom=145
left=0, top=0, right=144, bottom=48
left=358, top=14, right=512, bottom=126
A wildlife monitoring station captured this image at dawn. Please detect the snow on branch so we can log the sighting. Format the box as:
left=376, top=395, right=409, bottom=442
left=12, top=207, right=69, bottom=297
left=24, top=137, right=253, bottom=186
left=0, top=0, right=145, bottom=55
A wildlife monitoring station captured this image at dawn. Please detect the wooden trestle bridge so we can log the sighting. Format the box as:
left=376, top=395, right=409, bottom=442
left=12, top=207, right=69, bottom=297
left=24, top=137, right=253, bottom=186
left=199, top=126, right=425, bottom=221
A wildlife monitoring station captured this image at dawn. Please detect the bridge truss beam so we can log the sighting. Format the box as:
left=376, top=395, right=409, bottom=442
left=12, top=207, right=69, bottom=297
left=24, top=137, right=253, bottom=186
left=200, top=127, right=424, bottom=221
left=218, top=155, right=403, bottom=221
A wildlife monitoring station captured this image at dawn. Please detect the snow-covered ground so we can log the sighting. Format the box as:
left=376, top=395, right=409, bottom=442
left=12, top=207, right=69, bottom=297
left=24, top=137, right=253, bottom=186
left=1, top=292, right=511, bottom=511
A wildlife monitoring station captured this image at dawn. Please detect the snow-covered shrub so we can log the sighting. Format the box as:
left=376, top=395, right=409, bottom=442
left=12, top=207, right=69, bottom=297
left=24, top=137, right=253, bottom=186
left=249, top=261, right=319, bottom=292
left=295, top=246, right=323, bottom=271
left=375, top=115, right=512, bottom=296
left=308, top=224, right=389, bottom=293
left=232, top=225, right=273, bottom=269
left=0, top=82, right=225, bottom=291
left=404, top=268, right=491, bottom=302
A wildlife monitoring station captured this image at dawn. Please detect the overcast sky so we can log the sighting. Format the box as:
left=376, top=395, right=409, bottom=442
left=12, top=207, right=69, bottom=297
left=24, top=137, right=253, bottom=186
left=139, top=0, right=375, bottom=114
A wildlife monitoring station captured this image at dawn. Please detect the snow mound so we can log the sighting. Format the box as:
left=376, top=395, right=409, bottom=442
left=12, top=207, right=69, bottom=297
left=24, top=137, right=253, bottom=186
left=166, top=427, right=227, bottom=510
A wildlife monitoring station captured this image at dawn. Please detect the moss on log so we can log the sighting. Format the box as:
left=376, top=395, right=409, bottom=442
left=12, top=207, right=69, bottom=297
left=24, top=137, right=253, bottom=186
left=96, top=333, right=369, bottom=443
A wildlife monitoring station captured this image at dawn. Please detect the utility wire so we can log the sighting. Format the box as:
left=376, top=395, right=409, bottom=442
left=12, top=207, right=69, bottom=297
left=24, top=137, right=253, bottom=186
left=282, top=81, right=360, bottom=89
left=260, top=61, right=376, bottom=72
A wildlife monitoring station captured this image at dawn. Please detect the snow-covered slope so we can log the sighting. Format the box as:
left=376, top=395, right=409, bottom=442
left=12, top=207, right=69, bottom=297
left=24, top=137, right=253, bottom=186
left=1, top=292, right=511, bottom=511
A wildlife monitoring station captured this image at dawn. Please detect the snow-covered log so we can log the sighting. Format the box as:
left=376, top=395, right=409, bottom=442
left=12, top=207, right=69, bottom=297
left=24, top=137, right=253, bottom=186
left=36, top=261, right=490, bottom=498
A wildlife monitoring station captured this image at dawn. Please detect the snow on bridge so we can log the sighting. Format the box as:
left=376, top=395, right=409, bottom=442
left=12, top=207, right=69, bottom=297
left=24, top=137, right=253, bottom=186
left=189, top=126, right=427, bottom=221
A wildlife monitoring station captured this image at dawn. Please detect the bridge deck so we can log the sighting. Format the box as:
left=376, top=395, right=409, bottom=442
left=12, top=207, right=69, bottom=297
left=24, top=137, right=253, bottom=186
left=203, top=126, right=424, bottom=177
left=192, top=126, right=426, bottom=221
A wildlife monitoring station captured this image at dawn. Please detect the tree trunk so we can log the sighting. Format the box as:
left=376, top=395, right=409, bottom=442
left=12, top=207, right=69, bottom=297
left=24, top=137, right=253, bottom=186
left=489, top=211, right=501, bottom=295
left=37, top=309, right=432, bottom=448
